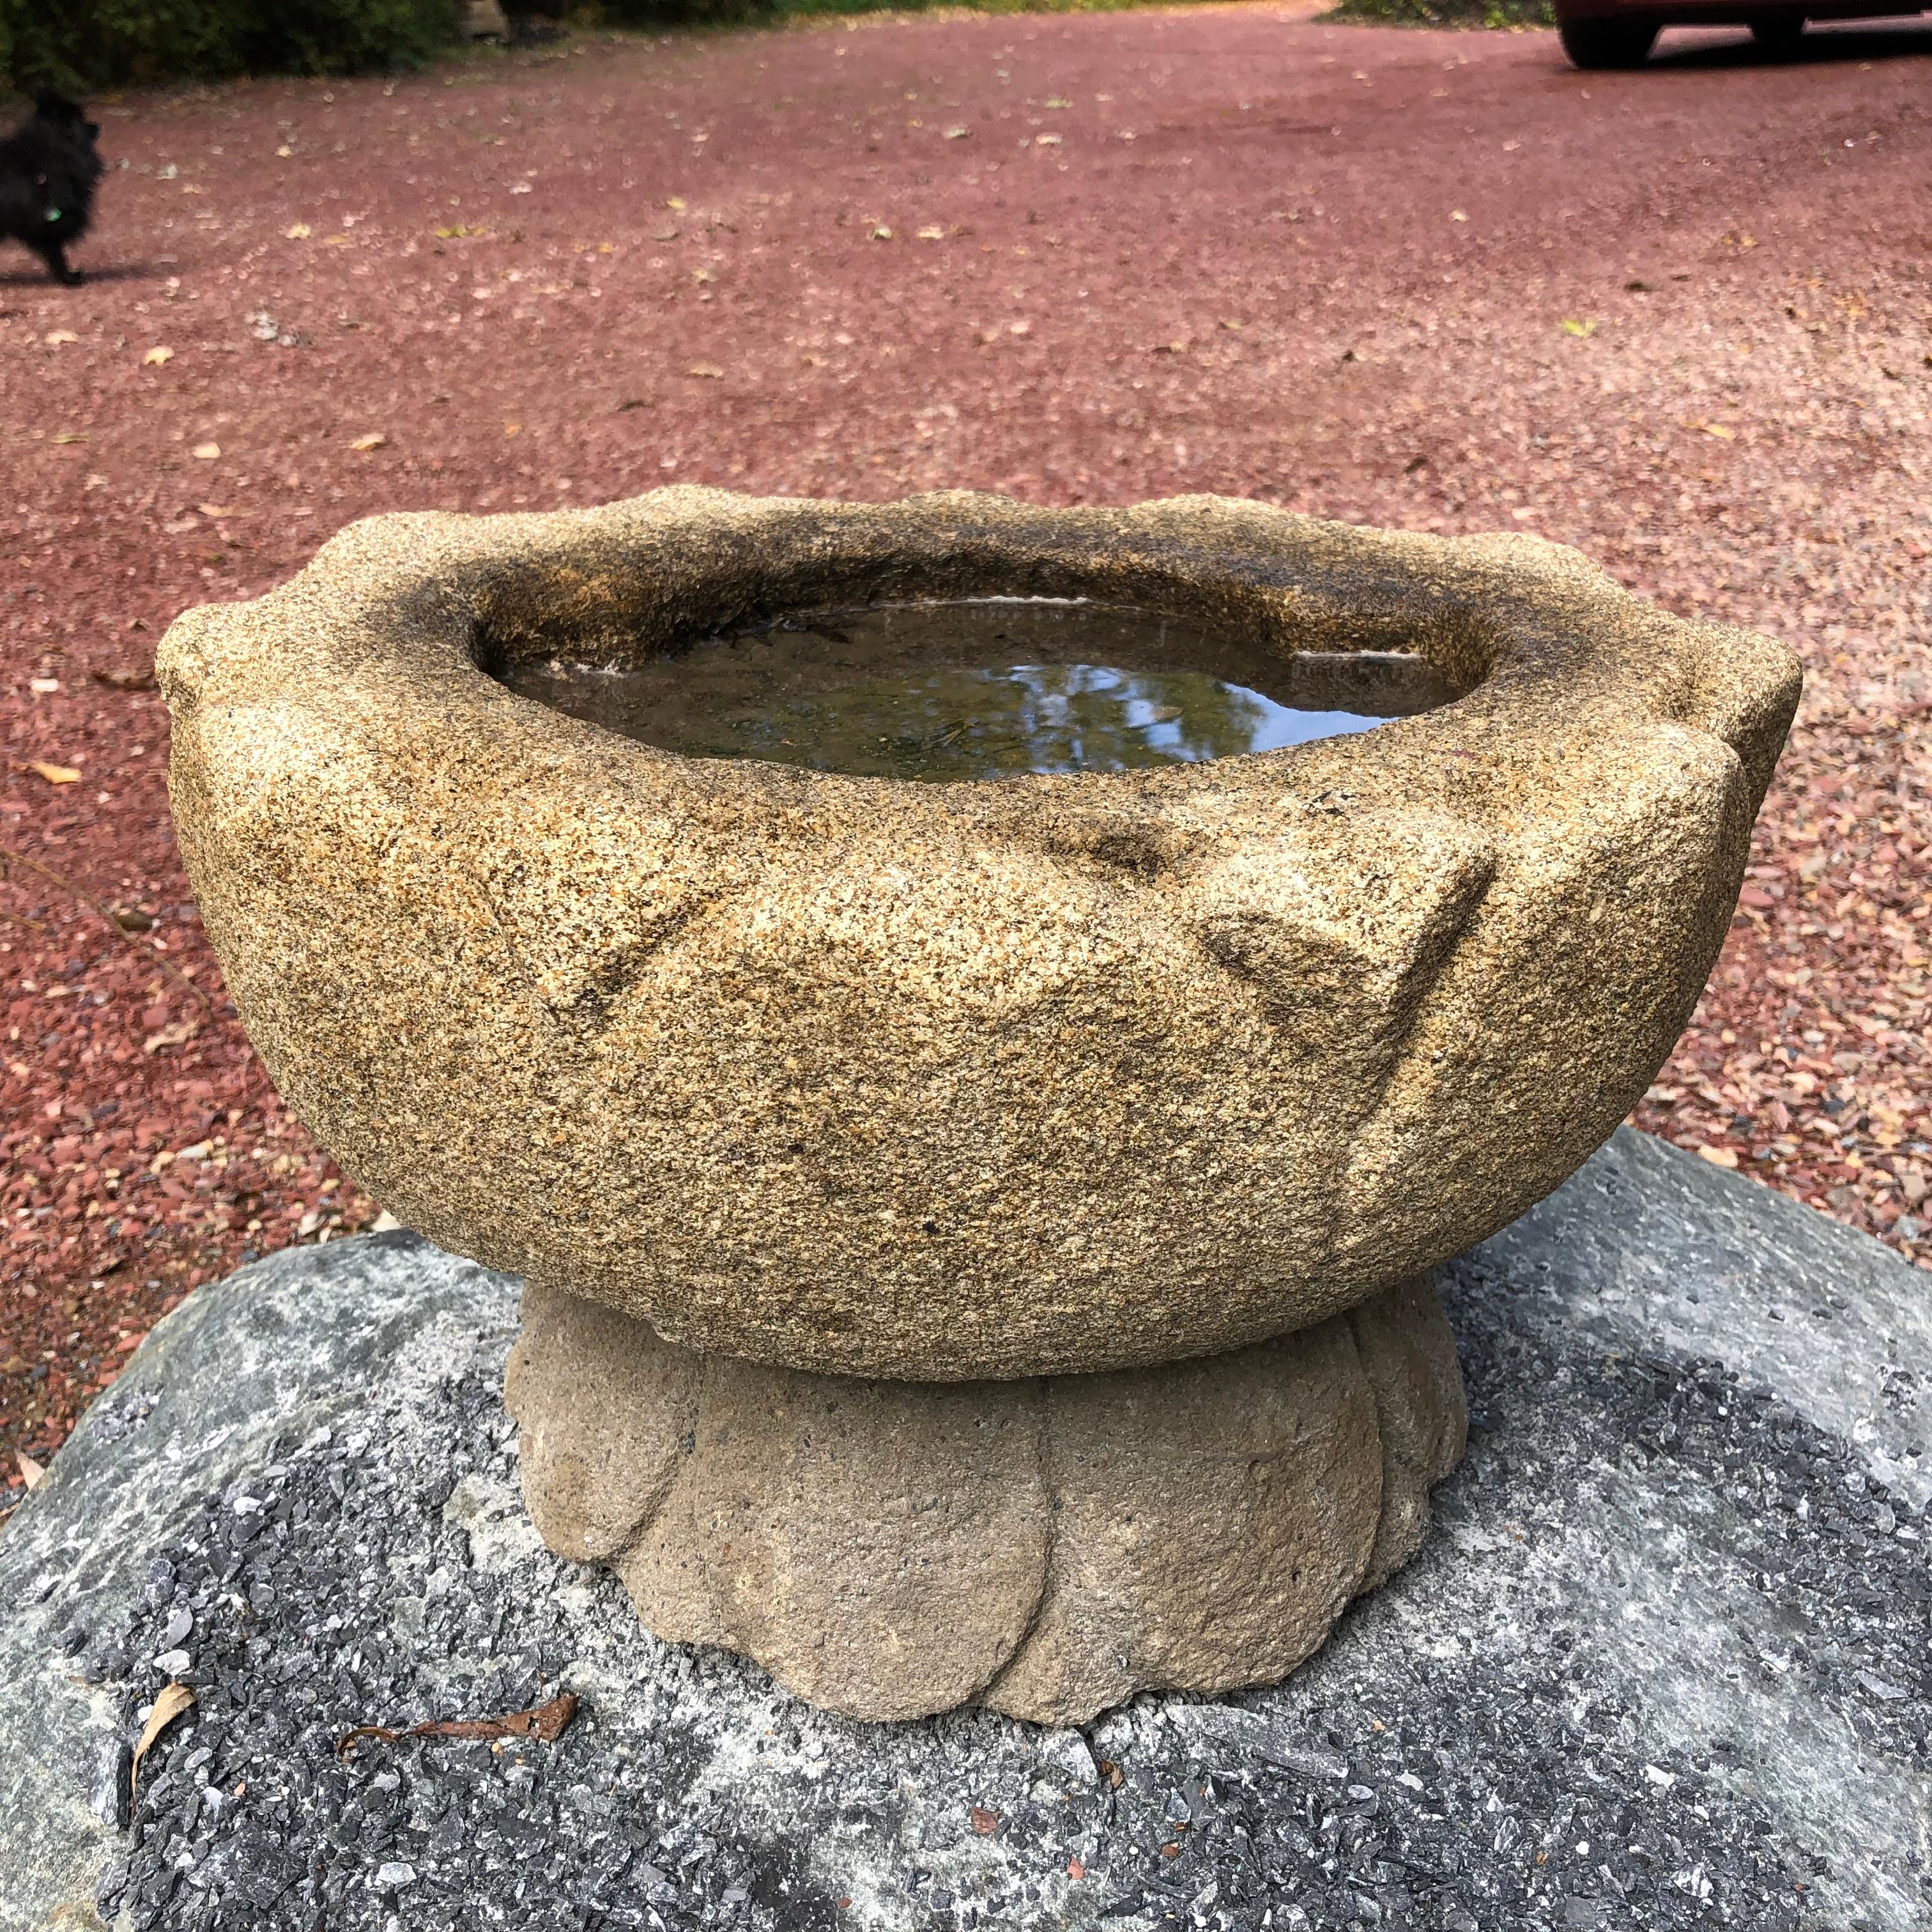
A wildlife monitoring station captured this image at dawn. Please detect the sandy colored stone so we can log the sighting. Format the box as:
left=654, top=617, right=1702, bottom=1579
left=162, top=491, right=1800, bottom=1380
left=1350, top=1272, right=1469, bottom=1591
left=505, top=1275, right=1466, bottom=1724
left=673, top=1358, right=1050, bottom=1722
left=977, top=1317, right=1384, bottom=1726
left=502, top=1284, right=700, bottom=1563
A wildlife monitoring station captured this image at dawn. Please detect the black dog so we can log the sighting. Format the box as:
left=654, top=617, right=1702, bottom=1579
left=0, top=93, right=102, bottom=286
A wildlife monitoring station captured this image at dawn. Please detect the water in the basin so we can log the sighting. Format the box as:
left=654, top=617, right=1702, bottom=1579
left=498, top=599, right=1460, bottom=783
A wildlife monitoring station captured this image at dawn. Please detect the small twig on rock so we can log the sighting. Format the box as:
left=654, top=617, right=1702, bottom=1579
left=0, top=846, right=213, bottom=1013
left=0, top=907, right=47, bottom=931
left=337, top=1691, right=579, bottom=1759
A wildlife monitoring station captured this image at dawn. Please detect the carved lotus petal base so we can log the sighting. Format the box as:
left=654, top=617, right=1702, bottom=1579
left=504, top=1273, right=1466, bottom=1724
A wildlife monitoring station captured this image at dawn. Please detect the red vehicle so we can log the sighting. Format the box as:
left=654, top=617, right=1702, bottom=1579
left=1556, top=1, right=1929, bottom=66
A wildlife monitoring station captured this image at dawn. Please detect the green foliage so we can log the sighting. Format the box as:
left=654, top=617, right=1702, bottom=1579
left=1324, top=0, right=1554, bottom=22
left=0, top=0, right=461, bottom=93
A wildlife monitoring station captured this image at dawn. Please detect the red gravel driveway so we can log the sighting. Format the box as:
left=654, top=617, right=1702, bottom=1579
left=4, top=8, right=1930, bottom=1476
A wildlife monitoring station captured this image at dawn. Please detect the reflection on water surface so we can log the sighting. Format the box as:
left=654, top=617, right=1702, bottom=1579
left=498, top=599, right=1460, bottom=782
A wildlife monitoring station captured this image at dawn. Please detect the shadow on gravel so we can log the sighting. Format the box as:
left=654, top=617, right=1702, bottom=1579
left=1651, top=18, right=1932, bottom=66
left=0, top=259, right=178, bottom=288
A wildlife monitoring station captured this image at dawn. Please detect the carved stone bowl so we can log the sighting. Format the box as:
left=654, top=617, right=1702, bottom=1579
left=160, top=489, right=1800, bottom=1384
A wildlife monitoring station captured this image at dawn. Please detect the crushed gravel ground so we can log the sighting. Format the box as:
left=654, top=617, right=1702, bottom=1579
left=4, top=10, right=1929, bottom=1480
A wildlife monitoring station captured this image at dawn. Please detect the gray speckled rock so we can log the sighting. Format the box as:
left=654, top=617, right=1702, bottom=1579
left=2, top=1129, right=1928, bottom=1932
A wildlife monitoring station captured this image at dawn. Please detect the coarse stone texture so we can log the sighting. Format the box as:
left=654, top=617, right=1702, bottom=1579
left=3, top=1130, right=1927, bottom=1932
left=503, top=1273, right=1466, bottom=1724
left=159, top=491, right=1801, bottom=1381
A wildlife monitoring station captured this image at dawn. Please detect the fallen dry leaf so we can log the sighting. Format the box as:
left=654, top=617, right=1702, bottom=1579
left=338, top=1690, right=579, bottom=1758
left=43, top=330, right=79, bottom=347
left=970, top=1804, right=1002, bottom=1836
left=195, top=503, right=243, bottom=519
left=686, top=363, right=725, bottom=379
left=348, top=433, right=388, bottom=452
left=1696, top=1144, right=1741, bottom=1169
left=27, top=762, right=82, bottom=785
left=285, top=222, right=312, bottom=239
left=16, top=1450, right=44, bottom=1490
left=191, top=443, right=220, bottom=461
left=131, top=1682, right=196, bottom=1804
left=142, top=347, right=173, bottom=366
left=52, top=432, right=87, bottom=445
left=143, top=1020, right=201, bottom=1055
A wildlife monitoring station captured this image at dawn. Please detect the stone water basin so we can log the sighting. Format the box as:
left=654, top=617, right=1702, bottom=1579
left=160, top=489, right=1798, bottom=1384
left=159, top=490, right=1799, bottom=1720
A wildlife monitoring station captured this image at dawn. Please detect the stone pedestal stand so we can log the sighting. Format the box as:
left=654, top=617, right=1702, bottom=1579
left=505, top=1276, right=1466, bottom=1724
